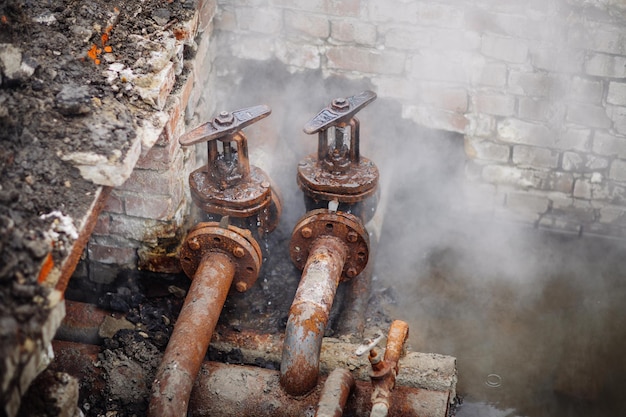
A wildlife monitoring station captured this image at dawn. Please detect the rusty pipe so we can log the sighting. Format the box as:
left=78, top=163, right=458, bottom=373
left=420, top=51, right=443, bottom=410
left=280, top=236, right=349, bottom=396
left=315, top=368, right=354, bottom=417
left=148, top=251, right=235, bottom=417
left=369, top=320, right=410, bottom=417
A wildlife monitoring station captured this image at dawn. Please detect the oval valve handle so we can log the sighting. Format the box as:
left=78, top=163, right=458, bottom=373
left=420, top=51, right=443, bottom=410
left=303, top=90, right=377, bottom=135
left=179, top=105, right=271, bottom=147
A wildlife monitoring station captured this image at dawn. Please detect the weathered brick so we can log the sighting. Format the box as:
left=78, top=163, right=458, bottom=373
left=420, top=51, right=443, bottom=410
left=330, top=19, right=377, bottom=45
left=508, top=71, right=570, bottom=98
left=607, top=105, right=626, bottom=135
left=585, top=53, right=626, bottom=78
left=473, top=93, right=515, bottom=116
left=198, top=0, right=218, bottom=33
left=134, top=62, right=176, bottom=110
left=402, top=104, right=468, bottom=133
left=566, top=103, right=611, bottom=128
left=517, top=97, right=564, bottom=122
left=464, top=136, right=510, bottom=162
left=569, top=21, right=626, bottom=56
left=276, top=40, right=321, bottom=69
left=383, top=27, right=431, bottom=51
left=607, top=82, right=626, bottom=106
left=512, top=145, right=559, bottom=169
left=125, top=194, right=177, bottom=220
left=231, top=34, right=275, bottom=60
left=465, top=113, right=497, bottom=138
left=593, top=131, right=626, bottom=160
left=573, top=178, right=592, bottom=199
left=272, top=0, right=361, bottom=17
left=326, top=46, right=405, bottom=74
left=371, top=76, right=416, bottom=101
left=599, top=205, right=626, bottom=224
left=497, top=118, right=553, bottom=147
left=284, top=10, right=330, bottom=39
left=103, top=192, right=124, bottom=214
left=542, top=171, right=575, bottom=194
left=409, top=50, right=476, bottom=83
left=236, top=7, right=282, bottom=34
left=530, top=47, right=584, bottom=73
left=92, top=214, right=111, bottom=235
left=568, top=77, right=604, bottom=104
left=471, top=61, right=507, bottom=87
left=118, top=164, right=180, bottom=195
left=505, top=190, right=550, bottom=214
left=481, top=164, right=542, bottom=188
left=368, top=0, right=417, bottom=23
left=417, top=82, right=468, bottom=112
left=562, top=151, right=608, bottom=172
left=555, top=127, right=591, bottom=152
left=414, top=2, right=465, bottom=28
left=88, top=243, right=137, bottom=265
left=215, top=7, right=237, bottom=31
left=609, top=159, right=626, bottom=182
left=108, top=214, right=178, bottom=243
left=481, top=34, right=528, bottom=63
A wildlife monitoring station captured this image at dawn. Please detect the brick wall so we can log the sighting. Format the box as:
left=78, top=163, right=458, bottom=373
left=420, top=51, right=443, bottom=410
left=211, top=0, right=626, bottom=238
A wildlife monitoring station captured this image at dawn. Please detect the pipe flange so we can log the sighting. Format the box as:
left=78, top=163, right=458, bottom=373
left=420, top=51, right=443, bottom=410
left=290, top=209, right=369, bottom=281
left=180, top=222, right=262, bottom=292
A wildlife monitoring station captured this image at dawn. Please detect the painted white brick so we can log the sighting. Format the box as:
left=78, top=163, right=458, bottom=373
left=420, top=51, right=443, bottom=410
left=593, top=131, right=626, bottom=158
left=607, top=105, right=626, bottom=135
left=512, top=145, right=559, bottom=169
left=481, top=34, right=528, bottom=63
left=585, top=53, right=626, bottom=78
left=497, top=118, right=553, bottom=147
left=607, top=82, right=626, bottom=106
left=465, top=136, right=510, bottom=162
left=609, top=159, right=626, bottom=182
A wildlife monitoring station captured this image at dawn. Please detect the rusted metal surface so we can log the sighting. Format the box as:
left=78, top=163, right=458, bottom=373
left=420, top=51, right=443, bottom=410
left=369, top=320, right=410, bottom=417
left=148, top=251, right=236, bottom=417
left=290, top=209, right=369, bottom=281
left=178, top=106, right=280, bottom=232
left=51, top=340, right=450, bottom=417
left=298, top=91, right=379, bottom=207
left=55, top=186, right=112, bottom=293
left=315, top=368, right=354, bottom=417
left=179, top=222, right=262, bottom=292
left=55, top=300, right=110, bottom=345
left=281, top=235, right=349, bottom=396
left=191, top=362, right=449, bottom=417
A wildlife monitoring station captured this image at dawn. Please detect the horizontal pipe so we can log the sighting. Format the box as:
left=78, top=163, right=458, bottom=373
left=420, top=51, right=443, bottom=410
left=51, top=340, right=449, bottom=417
left=280, top=236, right=348, bottom=396
left=55, top=304, right=457, bottom=399
left=149, top=251, right=236, bottom=417
left=315, top=368, right=354, bottom=417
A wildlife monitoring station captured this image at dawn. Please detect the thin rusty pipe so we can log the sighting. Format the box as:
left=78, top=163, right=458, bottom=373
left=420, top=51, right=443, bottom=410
left=280, top=236, right=348, bottom=396
left=369, top=320, right=410, bottom=417
left=315, top=368, right=354, bottom=417
left=149, top=251, right=235, bottom=417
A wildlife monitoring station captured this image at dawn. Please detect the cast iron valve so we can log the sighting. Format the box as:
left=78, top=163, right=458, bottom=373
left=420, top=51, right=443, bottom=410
left=179, top=105, right=281, bottom=234
left=298, top=91, right=380, bottom=222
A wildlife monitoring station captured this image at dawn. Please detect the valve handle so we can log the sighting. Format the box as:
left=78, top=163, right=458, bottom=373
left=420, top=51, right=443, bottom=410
left=179, top=105, right=271, bottom=146
left=303, top=90, right=377, bottom=134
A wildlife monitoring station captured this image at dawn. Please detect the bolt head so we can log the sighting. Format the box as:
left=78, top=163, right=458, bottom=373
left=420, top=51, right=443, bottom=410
left=347, top=231, right=358, bottom=243
left=233, top=246, right=245, bottom=258
left=332, top=97, right=349, bottom=111
left=188, top=238, right=201, bottom=250
left=346, top=267, right=357, bottom=278
left=301, top=227, right=313, bottom=239
left=235, top=281, right=248, bottom=292
left=215, top=111, right=234, bottom=126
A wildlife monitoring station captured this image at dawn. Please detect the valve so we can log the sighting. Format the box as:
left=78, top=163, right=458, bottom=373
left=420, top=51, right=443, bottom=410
left=179, top=105, right=281, bottom=234
left=298, top=91, right=380, bottom=222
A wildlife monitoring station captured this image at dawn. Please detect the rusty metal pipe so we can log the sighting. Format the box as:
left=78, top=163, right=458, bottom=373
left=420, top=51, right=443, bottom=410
left=369, top=320, right=410, bottom=417
left=280, top=236, right=348, bottom=396
left=148, top=251, right=235, bottom=417
left=315, top=368, right=354, bottom=417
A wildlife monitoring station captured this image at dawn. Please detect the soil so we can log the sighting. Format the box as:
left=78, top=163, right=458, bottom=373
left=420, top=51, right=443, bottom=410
left=0, top=0, right=196, bottom=408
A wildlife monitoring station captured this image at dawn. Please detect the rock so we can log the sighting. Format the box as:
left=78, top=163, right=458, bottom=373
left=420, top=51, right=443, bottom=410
left=151, top=8, right=171, bottom=26
left=55, top=85, right=92, bottom=116
left=0, top=44, right=37, bottom=84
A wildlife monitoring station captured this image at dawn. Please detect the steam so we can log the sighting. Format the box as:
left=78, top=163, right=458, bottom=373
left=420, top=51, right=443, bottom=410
left=205, top=1, right=626, bottom=414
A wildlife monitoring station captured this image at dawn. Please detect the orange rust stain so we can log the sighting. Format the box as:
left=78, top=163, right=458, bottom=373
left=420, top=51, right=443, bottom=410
left=1, top=15, right=8, bottom=24
left=104, top=45, right=113, bottom=53
left=87, top=44, right=98, bottom=61
left=37, top=253, right=54, bottom=283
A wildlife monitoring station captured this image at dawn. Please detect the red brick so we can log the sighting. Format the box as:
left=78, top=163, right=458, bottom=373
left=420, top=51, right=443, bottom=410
left=474, top=93, right=516, bottom=116
left=330, top=19, right=376, bottom=45
left=92, top=214, right=111, bottom=235
left=403, top=105, right=468, bottom=134
left=125, top=194, right=176, bottom=220
left=284, top=10, right=329, bottom=39
left=418, top=83, right=468, bottom=113
left=103, top=192, right=124, bottom=214
left=88, top=243, right=137, bottom=265
left=198, top=0, right=217, bottom=32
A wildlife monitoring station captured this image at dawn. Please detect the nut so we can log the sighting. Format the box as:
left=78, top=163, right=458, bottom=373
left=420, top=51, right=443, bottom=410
left=301, top=227, right=313, bottom=239
left=332, top=97, right=349, bottom=111
left=233, top=246, right=245, bottom=258
left=346, top=267, right=358, bottom=278
left=188, top=238, right=201, bottom=251
left=346, top=231, right=358, bottom=243
left=235, top=281, right=248, bottom=292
